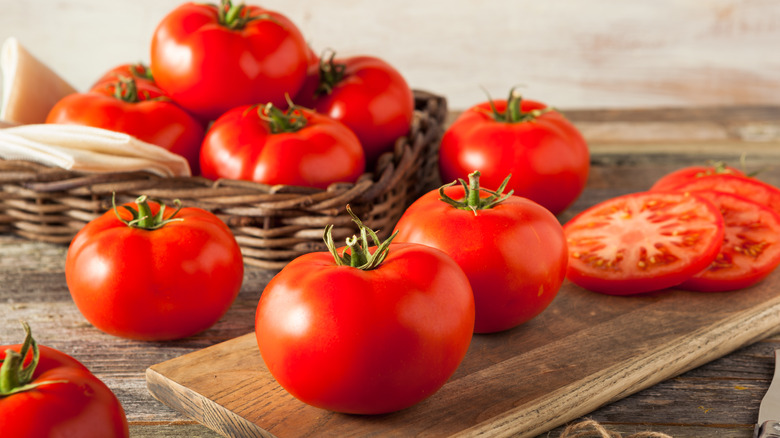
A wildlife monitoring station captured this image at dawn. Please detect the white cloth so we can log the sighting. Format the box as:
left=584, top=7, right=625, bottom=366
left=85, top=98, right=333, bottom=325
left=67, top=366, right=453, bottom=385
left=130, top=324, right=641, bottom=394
left=0, top=124, right=191, bottom=177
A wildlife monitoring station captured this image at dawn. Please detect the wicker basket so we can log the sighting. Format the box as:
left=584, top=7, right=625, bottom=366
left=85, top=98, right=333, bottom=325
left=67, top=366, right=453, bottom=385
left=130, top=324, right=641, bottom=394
left=0, top=90, right=447, bottom=270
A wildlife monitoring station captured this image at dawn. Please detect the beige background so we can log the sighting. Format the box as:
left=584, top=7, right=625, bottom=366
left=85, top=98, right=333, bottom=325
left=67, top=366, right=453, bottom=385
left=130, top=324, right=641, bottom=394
left=1, top=0, right=778, bottom=111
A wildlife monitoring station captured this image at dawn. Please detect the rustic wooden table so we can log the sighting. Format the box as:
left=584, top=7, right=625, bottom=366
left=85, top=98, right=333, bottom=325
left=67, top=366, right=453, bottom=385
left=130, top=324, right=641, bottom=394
left=2, top=106, right=780, bottom=437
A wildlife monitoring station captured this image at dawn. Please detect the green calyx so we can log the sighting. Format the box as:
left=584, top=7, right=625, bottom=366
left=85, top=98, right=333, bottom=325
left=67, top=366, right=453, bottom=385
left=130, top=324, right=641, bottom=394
left=217, top=0, right=270, bottom=30
left=439, top=171, right=514, bottom=215
left=315, top=49, right=347, bottom=97
left=1, top=322, right=64, bottom=397
left=256, top=102, right=308, bottom=134
left=323, top=205, right=397, bottom=270
left=485, top=87, right=554, bottom=123
left=113, top=193, right=183, bottom=230
left=129, top=63, right=154, bottom=81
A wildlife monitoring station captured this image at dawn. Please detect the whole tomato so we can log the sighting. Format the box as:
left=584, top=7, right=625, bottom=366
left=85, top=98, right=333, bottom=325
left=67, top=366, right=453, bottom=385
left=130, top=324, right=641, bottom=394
left=255, top=207, right=475, bottom=414
left=439, top=88, right=590, bottom=215
left=294, top=51, right=414, bottom=169
left=0, top=322, right=129, bottom=437
left=46, top=77, right=206, bottom=174
left=90, top=63, right=159, bottom=95
left=66, top=195, right=244, bottom=341
left=394, top=171, right=568, bottom=333
left=200, top=102, right=365, bottom=189
left=150, top=0, right=309, bottom=121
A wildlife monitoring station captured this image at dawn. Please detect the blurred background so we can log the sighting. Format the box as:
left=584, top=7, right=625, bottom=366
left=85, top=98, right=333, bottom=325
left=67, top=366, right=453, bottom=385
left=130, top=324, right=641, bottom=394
left=1, top=0, right=778, bottom=111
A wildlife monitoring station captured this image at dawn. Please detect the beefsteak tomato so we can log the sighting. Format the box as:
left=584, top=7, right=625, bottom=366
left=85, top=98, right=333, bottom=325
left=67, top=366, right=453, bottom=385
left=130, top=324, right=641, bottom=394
left=65, top=195, right=244, bottom=341
left=439, top=88, right=590, bottom=215
left=199, top=103, right=365, bottom=189
left=150, top=0, right=309, bottom=121
left=393, top=171, right=568, bottom=333
left=46, top=77, right=205, bottom=174
left=294, top=51, right=414, bottom=169
left=255, top=207, right=474, bottom=414
left=677, top=190, right=780, bottom=292
left=564, top=191, right=724, bottom=295
left=0, top=322, right=129, bottom=437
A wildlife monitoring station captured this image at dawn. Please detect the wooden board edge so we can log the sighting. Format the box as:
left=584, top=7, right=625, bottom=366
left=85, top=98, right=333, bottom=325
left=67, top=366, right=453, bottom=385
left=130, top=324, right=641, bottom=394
left=456, top=292, right=780, bottom=438
left=145, top=365, right=274, bottom=438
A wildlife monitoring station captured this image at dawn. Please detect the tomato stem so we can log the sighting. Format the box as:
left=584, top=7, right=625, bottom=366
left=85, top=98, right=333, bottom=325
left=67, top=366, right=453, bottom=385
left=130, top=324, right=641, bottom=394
left=257, top=101, right=308, bottom=134
left=112, top=193, right=184, bottom=230
left=439, top=171, right=514, bottom=215
left=484, top=87, right=555, bottom=123
left=315, top=49, right=347, bottom=97
left=323, top=205, right=397, bottom=270
left=216, top=0, right=272, bottom=30
left=0, top=322, right=65, bottom=397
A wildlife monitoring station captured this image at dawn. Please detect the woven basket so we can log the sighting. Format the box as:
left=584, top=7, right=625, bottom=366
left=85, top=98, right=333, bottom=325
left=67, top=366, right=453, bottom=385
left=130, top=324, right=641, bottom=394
left=0, top=90, right=447, bottom=270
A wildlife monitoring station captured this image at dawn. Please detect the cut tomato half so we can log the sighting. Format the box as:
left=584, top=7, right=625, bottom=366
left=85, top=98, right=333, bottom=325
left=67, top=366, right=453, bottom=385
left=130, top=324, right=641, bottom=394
left=677, top=190, right=780, bottom=292
left=564, top=191, right=724, bottom=295
left=658, top=173, right=780, bottom=215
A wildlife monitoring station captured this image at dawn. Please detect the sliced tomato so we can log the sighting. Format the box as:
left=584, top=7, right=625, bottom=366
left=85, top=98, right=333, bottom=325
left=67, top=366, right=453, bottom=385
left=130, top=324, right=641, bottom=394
left=564, top=191, right=724, bottom=295
left=677, top=190, right=780, bottom=292
left=658, top=174, right=780, bottom=215
left=650, top=163, right=744, bottom=192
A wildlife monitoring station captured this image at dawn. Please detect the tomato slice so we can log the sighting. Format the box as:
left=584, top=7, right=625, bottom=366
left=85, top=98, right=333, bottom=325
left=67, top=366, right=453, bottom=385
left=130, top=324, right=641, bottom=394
left=564, top=191, right=724, bottom=295
left=676, top=190, right=780, bottom=292
left=658, top=174, right=780, bottom=215
left=649, top=163, right=745, bottom=192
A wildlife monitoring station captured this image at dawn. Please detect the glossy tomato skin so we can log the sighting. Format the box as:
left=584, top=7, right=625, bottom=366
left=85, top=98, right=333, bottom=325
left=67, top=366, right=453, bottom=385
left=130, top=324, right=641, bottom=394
left=65, top=201, right=244, bottom=341
left=658, top=173, right=780, bottom=215
left=564, top=191, right=725, bottom=295
left=295, top=55, right=414, bottom=169
left=439, top=99, right=589, bottom=215
left=150, top=3, right=309, bottom=121
left=677, top=190, right=780, bottom=292
left=199, top=105, right=365, bottom=189
left=393, top=185, right=567, bottom=333
left=255, top=243, right=475, bottom=414
left=0, top=344, right=129, bottom=437
left=45, top=89, right=205, bottom=174
left=649, top=164, right=745, bottom=192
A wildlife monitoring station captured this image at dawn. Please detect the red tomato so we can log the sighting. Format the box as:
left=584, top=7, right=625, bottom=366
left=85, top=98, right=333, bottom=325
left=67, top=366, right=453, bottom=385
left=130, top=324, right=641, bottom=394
left=439, top=89, right=590, bottom=215
left=66, top=196, right=244, bottom=341
left=650, top=162, right=745, bottom=192
left=656, top=173, right=780, bottom=215
left=90, top=63, right=160, bottom=96
left=150, top=0, right=309, bottom=121
left=394, top=171, right=568, bottom=333
left=199, top=103, right=365, bottom=189
left=677, top=190, right=780, bottom=292
left=564, top=191, right=724, bottom=295
left=255, top=208, right=474, bottom=414
left=45, top=78, right=206, bottom=174
left=294, top=52, right=414, bottom=168
left=0, top=323, right=129, bottom=437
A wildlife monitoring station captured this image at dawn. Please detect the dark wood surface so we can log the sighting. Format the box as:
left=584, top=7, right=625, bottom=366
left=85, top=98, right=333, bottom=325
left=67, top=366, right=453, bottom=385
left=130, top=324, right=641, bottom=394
left=2, top=106, right=780, bottom=437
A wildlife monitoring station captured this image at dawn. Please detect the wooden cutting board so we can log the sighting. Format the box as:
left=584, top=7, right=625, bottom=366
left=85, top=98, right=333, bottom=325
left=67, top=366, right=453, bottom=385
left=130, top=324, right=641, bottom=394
left=146, top=270, right=780, bottom=438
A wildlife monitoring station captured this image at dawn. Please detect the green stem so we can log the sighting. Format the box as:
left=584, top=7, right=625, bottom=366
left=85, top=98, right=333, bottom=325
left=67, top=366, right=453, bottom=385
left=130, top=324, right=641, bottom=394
left=112, top=193, right=184, bottom=230
left=324, top=205, right=396, bottom=270
left=439, top=171, right=514, bottom=215
left=1, top=322, right=65, bottom=397
left=216, top=0, right=272, bottom=30
left=315, top=49, right=347, bottom=97
left=258, top=102, right=308, bottom=134
left=484, top=86, right=554, bottom=123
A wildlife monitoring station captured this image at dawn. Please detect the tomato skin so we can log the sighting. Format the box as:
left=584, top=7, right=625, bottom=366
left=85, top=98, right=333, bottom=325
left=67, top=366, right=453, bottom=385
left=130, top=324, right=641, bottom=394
left=295, top=55, right=415, bottom=168
left=650, top=164, right=745, bottom=192
left=90, top=63, right=161, bottom=96
left=0, top=344, right=129, bottom=437
left=677, top=190, right=780, bottom=292
left=45, top=90, right=206, bottom=174
left=564, top=191, right=725, bottom=295
left=65, top=201, right=244, bottom=341
left=255, top=243, right=474, bottom=414
left=658, top=173, right=780, bottom=215
left=393, top=184, right=567, bottom=333
left=199, top=105, right=365, bottom=189
left=439, top=99, right=589, bottom=215
left=150, top=3, right=309, bottom=121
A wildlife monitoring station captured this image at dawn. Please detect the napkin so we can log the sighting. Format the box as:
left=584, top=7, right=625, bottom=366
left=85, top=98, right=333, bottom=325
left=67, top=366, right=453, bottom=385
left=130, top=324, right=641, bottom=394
left=0, top=124, right=192, bottom=177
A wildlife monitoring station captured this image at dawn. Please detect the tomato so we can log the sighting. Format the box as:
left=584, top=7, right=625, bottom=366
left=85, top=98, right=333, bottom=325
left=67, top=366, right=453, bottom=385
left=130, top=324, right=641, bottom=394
left=90, top=63, right=160, bottom=96
left=439, top=88, right=590, bottom=215
left=294, top=51, right=414, bottom=169
left=676, top=190, right=780, bottom=292
left=66, top=196, right=244, bottom=341
left=255, top=208, right=474, bottom=414
left=0, top=322, right=129, bottom=437
left=200, top=103, right=365, bottom=189
left=46, top=78, right=206, bottom=174
left=150, top=0, right=309, bottom=121
left=564, top=191, right=724, bottom=295
left=394, top=171, right=567, bottom=333
left=655, top=173, right=780, bottom=215
left=650, top=162, right=745, bottom=192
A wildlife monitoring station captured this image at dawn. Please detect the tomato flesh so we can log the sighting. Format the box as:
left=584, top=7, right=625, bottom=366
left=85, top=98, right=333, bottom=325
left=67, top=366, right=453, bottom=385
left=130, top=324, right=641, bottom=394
left=564, top=191, right=724, bottom=295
